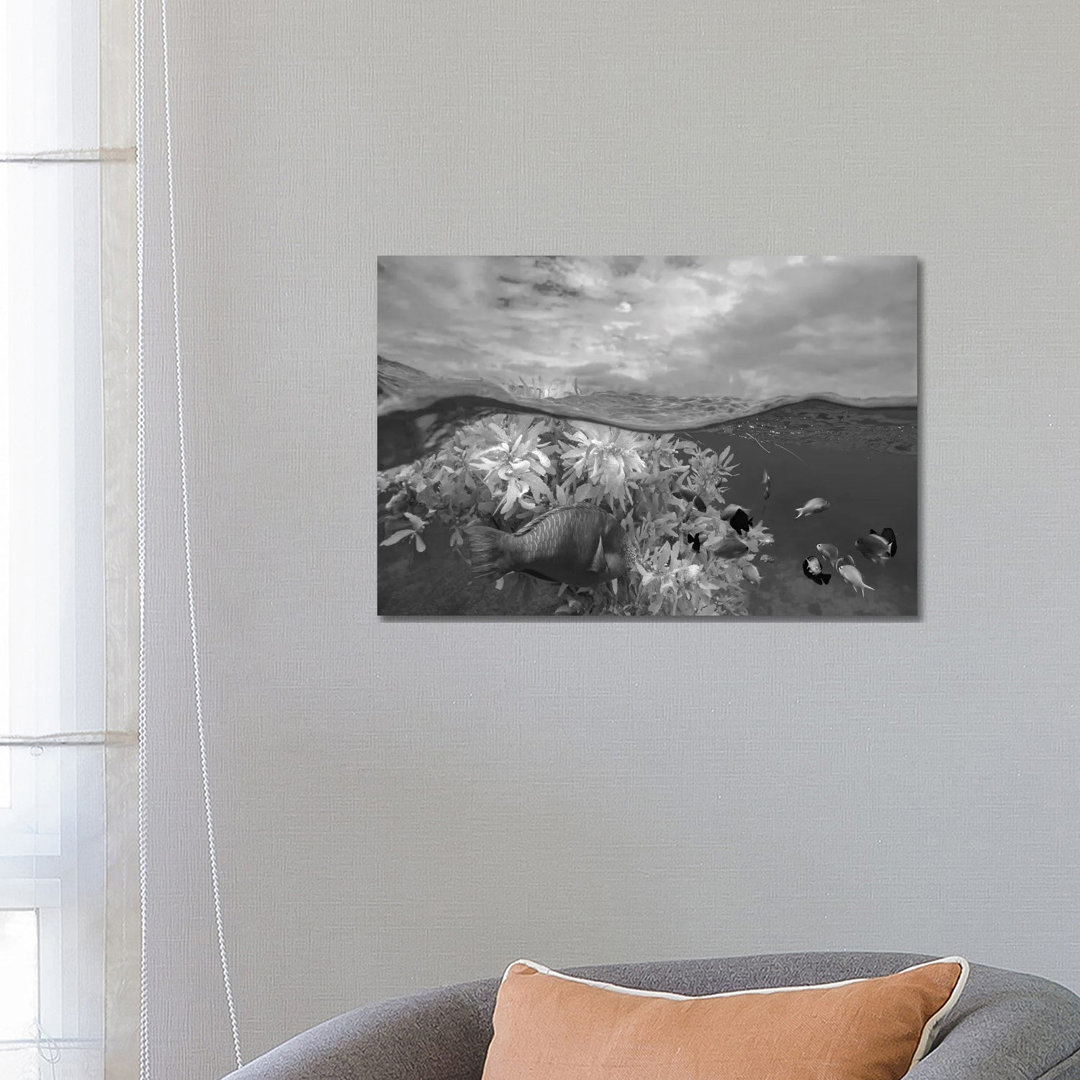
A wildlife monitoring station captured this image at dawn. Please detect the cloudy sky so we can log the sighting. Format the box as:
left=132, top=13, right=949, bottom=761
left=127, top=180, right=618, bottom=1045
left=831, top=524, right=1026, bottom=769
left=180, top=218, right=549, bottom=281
left=377, top=256, right=917, bottom=401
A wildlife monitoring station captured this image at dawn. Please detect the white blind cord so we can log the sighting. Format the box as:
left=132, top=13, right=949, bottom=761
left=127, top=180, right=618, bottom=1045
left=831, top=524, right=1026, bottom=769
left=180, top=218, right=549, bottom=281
left=134, top=0, right=151, bottom=1073
left=135, top=0, right=245, bottom=1070
left=158, top=0, right=244, bottom=1067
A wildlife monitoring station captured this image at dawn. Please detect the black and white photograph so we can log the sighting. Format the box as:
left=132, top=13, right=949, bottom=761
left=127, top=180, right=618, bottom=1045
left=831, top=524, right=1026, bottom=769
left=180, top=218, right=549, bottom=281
left=378, top=256, right=918, bottom=617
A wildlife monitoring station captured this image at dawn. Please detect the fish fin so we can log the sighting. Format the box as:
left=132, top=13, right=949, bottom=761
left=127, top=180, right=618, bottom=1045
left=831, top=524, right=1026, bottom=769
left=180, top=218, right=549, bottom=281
left=795, top=508, right=804, bottom=518
left=463, top=524, right=513, bottom=583
left=519, top=569, right=559, bottom=584
left=587, top=537, right=606, bottom=574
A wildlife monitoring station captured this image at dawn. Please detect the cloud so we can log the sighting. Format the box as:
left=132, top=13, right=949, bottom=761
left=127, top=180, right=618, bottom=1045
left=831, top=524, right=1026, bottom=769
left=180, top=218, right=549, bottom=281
left=377, top=256, right=917, bottom=401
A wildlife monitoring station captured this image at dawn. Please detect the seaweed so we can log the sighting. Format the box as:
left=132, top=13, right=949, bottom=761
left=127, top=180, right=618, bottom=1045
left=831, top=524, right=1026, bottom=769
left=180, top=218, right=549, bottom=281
left=377, top=411, right=772, bottom=616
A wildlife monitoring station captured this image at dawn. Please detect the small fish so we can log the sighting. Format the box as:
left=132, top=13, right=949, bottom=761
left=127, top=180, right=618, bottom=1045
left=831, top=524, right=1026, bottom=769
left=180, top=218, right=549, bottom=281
left=729, top=508, right=754, bottom=535
left=720, top=504, right=754, bottom=535
left=762, top=468, right=771, bottom=501
left=802, top=556, right=831, bottom=586
left=743, top=563, right=761, bottom=584
left=816, top=543, right=840, bottom=567
left=674, top=487, right=709, bottom=513
left=838, top=561, right=875, bottom=597
left=795, top=498, right=830, bottom=519
left=855, top=528, right=898, bottom=565
left=686, top=533, right=704, bottom=553
left=758, top=553, right=775, bottom=565
left=874, top=527, right=897, bottom=557
left=855, top=536, right=888, bottom=563
left=858, top=532, right=889, bottom=552
left=714, top=536, right=749, bottom=559
left=464, top=505, right=638, bottom=588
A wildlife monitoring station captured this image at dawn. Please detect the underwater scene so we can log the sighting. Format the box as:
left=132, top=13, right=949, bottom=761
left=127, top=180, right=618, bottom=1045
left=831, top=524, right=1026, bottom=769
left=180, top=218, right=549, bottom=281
left=377, top=257, right=917, bottom=618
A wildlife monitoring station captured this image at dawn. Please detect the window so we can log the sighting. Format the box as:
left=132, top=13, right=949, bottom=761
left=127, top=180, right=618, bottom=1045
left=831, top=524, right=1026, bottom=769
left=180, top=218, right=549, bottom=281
left=0, top=910, right=40, bottom=1078
left=2, top=2, right=110, bottom=1077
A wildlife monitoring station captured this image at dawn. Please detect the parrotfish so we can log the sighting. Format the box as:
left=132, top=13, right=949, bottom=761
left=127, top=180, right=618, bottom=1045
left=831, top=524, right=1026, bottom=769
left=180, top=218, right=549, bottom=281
left=465, top=505, right=638, bottom=588
left=795, top=498, right=831, bottom=519
left=838, top=561, right=875, bottom=597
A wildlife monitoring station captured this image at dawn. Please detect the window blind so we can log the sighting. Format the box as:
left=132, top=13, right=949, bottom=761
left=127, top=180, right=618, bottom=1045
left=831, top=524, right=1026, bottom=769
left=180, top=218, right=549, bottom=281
left=2, top=1, right=139, bottom=1078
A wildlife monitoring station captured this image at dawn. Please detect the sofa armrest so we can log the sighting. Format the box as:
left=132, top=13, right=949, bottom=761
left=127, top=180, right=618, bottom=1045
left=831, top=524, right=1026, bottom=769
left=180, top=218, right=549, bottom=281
left=221, top=979, right=496, bottom=1080
left=909, top=967, right=1080, bottom=1080
left=220, top=959, right=1080, bottom=1080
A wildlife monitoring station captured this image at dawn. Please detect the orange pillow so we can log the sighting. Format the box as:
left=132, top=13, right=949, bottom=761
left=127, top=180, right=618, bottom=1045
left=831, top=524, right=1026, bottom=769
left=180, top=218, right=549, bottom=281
left=481, top=957, right=968, bottom=1080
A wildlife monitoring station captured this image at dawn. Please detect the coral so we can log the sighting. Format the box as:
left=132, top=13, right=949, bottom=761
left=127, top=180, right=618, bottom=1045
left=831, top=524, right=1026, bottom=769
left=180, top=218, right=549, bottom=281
left=377, top=412, right=772, bottom=616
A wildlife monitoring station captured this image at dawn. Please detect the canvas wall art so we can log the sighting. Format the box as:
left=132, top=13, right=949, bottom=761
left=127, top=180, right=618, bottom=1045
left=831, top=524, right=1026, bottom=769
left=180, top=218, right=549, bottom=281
left=377, top=256, right=917, bottom=617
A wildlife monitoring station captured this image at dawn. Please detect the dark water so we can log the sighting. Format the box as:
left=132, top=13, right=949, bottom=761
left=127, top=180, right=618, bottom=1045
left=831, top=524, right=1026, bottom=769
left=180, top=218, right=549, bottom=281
left=377, top=362, right=917, bottom=618
left=705, top=436, right=917, bottom=617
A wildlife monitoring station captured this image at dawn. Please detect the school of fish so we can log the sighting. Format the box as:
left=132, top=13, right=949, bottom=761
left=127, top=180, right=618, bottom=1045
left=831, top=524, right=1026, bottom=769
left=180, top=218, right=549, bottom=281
left=450, top=434, right=898, bottom=609
left=794, top=491, right=898, bottom=598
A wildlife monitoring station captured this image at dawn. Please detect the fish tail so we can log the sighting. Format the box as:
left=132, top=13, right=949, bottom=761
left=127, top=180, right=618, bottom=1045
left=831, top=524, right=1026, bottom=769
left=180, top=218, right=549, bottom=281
left=463, top=524, right=515, bottom=582
left=795, top=508, right=804, bottom=518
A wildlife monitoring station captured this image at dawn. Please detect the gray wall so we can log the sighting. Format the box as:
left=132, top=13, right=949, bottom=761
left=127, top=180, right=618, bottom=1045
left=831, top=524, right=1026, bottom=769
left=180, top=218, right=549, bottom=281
left=138, top=2, right=1080, bottom=1076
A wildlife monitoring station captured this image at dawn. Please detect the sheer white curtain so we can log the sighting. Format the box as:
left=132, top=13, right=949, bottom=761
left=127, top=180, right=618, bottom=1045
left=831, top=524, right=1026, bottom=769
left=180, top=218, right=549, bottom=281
left=1, top=2, right=138, bottom=1078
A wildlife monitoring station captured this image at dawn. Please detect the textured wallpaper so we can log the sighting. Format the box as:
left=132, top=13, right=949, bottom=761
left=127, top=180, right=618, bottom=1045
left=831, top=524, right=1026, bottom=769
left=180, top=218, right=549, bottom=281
left=135, top=1, right=1080, bottom=1076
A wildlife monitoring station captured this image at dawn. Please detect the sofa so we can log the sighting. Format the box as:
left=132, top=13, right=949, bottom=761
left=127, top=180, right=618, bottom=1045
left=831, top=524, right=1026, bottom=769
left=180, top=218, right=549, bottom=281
left=222, top=951, right=1080, bottom=1079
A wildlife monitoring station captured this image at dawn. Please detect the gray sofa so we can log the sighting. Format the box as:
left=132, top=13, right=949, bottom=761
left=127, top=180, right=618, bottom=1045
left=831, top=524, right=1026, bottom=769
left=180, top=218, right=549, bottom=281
left=223, top=951, right=1080, bottom=1079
